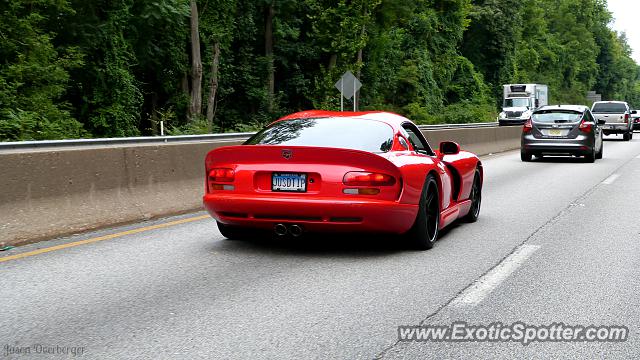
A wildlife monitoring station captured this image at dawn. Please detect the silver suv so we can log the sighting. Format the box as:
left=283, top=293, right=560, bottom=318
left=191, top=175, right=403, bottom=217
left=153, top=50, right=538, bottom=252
left=591, top=101, right=635, bottom=141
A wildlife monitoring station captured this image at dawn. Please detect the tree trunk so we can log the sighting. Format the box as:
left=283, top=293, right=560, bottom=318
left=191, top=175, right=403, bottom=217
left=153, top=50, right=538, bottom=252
left=328, top=54, right=337, bottom=69
left=189, top=0, right=203, bottom=120
left=181, top=73, right=189, bottom=95
left=355, top=9, right=367, bottom=112
left=206, top=42, right=220, bottom=132
left=265, top=1, right=275, bottom=113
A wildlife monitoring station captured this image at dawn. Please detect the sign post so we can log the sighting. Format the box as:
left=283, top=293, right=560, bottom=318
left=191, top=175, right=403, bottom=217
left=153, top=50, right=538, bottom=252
left=335, top=71, right=362, bottom=112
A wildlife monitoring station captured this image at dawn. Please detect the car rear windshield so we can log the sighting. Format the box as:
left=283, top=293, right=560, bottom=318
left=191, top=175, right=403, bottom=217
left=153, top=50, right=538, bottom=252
left=532, top=111, right=582, bottom=123
left=244, top=117, right=394, bottom=153
left=592, top=103, right=627, bottom=113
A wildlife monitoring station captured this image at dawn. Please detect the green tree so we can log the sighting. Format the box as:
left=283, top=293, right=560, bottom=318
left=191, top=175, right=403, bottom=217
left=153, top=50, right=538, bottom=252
left=0, top=0, right=86, bottom=141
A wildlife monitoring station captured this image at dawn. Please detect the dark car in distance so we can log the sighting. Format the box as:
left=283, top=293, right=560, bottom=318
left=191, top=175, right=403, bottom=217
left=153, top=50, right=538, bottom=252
left=521, top=105, right=605, bottom=163
left=632, top=111, right=640, bottom=131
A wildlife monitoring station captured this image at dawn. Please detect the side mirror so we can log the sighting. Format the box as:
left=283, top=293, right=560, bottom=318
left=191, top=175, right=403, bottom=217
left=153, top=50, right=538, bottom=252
left=597, top=119, right=606, bottom=125
left=439, top=141, right=460, bottom=156
left=632, top=110, right=637, bottom=114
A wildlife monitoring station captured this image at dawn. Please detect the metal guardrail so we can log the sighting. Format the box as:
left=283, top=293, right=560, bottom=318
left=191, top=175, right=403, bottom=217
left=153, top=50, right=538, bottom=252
left=0, top=122, right=499, bottom=151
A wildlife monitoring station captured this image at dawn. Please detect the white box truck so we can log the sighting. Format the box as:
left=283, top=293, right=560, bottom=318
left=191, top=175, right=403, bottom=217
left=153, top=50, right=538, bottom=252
left=498, top=84, right=549, bottom=126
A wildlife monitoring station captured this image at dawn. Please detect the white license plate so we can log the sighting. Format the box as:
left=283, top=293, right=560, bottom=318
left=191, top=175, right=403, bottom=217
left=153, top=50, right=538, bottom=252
left=272, top=173, right=307, bottom=192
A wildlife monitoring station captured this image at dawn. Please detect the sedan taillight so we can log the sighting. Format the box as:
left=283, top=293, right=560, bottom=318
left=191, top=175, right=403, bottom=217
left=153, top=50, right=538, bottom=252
left=523, top=118, right=533, bottom=133
left=579, top=120, right=593, bottom=133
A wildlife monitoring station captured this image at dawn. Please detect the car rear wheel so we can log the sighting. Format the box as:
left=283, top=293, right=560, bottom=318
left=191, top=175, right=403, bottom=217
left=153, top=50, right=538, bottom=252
left=406, top=174, right=440, bottom=250
left=596, top=141, right=603, bottom=159
left=585, top=146, right=596, bottom=163
left=464, top=169, right=482, bottom=223
left=521, top=151, right=532, bottom=162
left=217, top=221, right=251, bottom=240
left=623, top=132, right=631, bottom=141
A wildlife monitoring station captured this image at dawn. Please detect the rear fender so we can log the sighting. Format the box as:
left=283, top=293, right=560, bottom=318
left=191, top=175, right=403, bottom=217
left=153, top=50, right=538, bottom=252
left=441, top=151, right=480, bottom=201
left=390, top=152, right=451, bottom=210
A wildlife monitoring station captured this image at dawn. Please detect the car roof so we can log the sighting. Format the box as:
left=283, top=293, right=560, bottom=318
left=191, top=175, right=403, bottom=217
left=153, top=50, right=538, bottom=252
left=535, top=105, right=589, bottom=113
left=592, top=101, right=627, bottom=104
left=275, top=110, right=411, bottom=129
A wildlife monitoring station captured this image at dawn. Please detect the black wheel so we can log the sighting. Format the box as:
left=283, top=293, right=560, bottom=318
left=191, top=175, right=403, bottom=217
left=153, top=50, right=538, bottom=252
left=584, top=145, right=596, bottom=163
left=596, top=140, right=603, bottom=159
left=216, top=221, right=251, bottom=240
left=630, top=131, right=634, bottom=140
left=464, top=169, right=482, bottom=223
left=521, top=150, right=532, bottom=162
left=623, top=132, right=630, bottom=141
left=406, top=174, right=440, bottom=250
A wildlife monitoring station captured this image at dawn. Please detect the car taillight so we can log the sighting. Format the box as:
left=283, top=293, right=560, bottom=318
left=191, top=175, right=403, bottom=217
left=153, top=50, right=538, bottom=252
left=209, top=168, right=235, bottom=182
left=343, top=172, right=396, bottom=186
left=579, top=120, right=593, bottom=133
left=208, top=168, right=235, bottom=192
left=523, top=118, right=533, bottom=133
left=625, top=113, right=629, bottom=123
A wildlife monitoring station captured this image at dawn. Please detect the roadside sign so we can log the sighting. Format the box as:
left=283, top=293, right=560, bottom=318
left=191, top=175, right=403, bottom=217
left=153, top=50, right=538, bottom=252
left=335, top=71, right=362, bottom=111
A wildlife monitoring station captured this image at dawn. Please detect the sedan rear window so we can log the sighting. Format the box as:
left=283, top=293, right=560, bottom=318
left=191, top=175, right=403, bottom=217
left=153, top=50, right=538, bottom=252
left=244, top=117, right=394, bottom=153
left=532, top=111, right=581, bottom=123
left=592, top=103, right=627, bottom=113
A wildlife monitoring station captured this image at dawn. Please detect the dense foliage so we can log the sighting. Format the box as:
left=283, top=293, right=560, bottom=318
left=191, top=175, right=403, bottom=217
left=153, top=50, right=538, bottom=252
left=1, top=0, right=639, bottom=140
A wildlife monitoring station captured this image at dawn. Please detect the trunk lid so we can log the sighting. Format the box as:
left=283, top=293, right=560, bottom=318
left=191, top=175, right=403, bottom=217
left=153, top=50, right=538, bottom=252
left=593, top=112, right=626, bottom=124
left=531, top=120, right=582, bottom=139
left=205, top=145, right=403, bottom=201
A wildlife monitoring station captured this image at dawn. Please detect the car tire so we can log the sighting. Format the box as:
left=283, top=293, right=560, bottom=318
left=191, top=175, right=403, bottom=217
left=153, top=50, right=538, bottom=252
left=585, top=146, right=596, bottom=163
left=464, top=169, right=482, bottom=223
left=406, top=174, right=440, bottom=250
left=596, top=141, right=603, bottom=159
left=217, top=221, right=250, bottom=240
left=521, top=151, right=532, bottom=162
left=630, top=131, right=634, bottom=140
left=623, top=132, right=630, bottom=141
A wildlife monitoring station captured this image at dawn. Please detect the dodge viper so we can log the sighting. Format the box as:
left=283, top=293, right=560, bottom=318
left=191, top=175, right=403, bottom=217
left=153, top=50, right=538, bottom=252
left=203, top=110, right=483, bottom=250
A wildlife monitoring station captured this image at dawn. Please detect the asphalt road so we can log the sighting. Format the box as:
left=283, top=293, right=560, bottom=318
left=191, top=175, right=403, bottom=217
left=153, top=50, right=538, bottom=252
left=2, top=133, right=640, bottom=359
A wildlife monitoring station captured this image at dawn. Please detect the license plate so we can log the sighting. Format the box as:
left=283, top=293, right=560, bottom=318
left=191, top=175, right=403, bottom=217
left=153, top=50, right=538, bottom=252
left=548, top=129, right=562, bottom=137
left=272, top=173, right=307, bottom=192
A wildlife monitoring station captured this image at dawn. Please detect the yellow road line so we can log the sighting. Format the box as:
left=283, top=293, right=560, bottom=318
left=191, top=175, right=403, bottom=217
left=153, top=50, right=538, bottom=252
left=0, top=215, right=210, bottom=263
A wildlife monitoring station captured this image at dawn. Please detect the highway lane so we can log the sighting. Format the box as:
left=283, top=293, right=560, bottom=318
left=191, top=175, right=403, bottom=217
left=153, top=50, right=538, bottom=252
left=2, top=134, right=640, bottom=359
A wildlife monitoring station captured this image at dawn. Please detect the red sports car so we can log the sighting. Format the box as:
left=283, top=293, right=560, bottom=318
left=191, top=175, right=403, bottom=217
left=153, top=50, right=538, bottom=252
left=203, top=111, right=483, bottom=249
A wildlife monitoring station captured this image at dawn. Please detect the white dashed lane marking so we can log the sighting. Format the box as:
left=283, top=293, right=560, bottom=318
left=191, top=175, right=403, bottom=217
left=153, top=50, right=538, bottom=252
left=451, top=245, right=541, bottom=308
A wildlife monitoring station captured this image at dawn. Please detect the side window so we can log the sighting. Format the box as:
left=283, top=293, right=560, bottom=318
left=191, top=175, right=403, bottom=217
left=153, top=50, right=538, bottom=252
left=401, top=123, right=434, bottom=155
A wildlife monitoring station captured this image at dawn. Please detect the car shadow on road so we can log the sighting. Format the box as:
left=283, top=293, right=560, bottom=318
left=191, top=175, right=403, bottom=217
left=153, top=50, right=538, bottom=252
left=215, top=231, right=409, bottom=257
left=208, top=224, right=469, bottom=257
left=528, top=156, right=590, bottom=163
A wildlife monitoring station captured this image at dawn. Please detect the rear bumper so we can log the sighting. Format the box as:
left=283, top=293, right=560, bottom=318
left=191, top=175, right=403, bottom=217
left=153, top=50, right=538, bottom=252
left=521, top=135, right=592, bottom=155
left=601, top=123, right=630, bottom=133
left=203, top=193, right=418, bottom=234
left=499, top=119, right=527, bottom=126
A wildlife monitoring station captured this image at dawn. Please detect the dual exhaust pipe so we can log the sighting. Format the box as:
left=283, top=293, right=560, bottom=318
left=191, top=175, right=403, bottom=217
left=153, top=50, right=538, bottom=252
left=274, top=223, right=304, bottom=237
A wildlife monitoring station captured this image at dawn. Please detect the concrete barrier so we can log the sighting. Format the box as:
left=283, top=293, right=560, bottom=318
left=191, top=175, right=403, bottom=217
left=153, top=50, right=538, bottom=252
left=0, top=126, right=522, bottom=246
